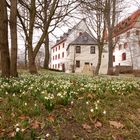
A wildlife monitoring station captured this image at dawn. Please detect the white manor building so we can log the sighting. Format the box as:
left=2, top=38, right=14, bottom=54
left=113, top=9, right=140, bottom=71
left=50, top=19, right=108, bottom=74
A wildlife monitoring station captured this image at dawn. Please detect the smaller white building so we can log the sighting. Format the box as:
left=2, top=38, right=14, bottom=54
left=66, top=32, right=98, bottom=74
left=50, top=19, right=108, bottom=74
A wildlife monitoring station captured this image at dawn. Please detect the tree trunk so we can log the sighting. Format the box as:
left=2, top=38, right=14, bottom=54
left=24, top=40, right=28, bottom=69
left=0, top=0, right=10, bottom=77
left=10, top=0, right=18, bottom=77
left=107, top=29, right=114, bottom=75
left=43, top=36, right=50, bottom=69
left=28, top=47, right=37, bottom=74
left=95, top=46, right=103, bottom=75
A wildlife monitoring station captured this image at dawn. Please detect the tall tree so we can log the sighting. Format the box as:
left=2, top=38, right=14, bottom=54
left=104, top=0, right=117, bottom=75
left=10, top=0, right=18, bottom=77
left=104, top=0, right=125, bottom=75
left=79, top=0, right=106, bottom=75
left=0, top=0, right=10, bottom=77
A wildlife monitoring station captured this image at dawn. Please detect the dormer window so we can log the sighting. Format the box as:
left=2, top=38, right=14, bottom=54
left=79, top=32, right=82, bottom=36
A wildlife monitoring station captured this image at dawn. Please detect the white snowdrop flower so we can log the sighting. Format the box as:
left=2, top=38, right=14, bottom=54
left=46, top=133, right=50, bottom=137
left=5, top=92, right=8, bottom=95
left=16, top=127, right=20, bottom=132
left=90, top=109, right=94, bottom=113
left=44, top=96, right=48, bottom=100
left=34, top=103, right=37, bottom=106
left=95, top=106, right=98, bottom=110
left=71, top=101, right=74, bottom=105
left=103, top=110, right=106, bottom=115
left=13, top=93, right=15, bottom=97
left=25, top=103, right=27, bottom=106
left=16, top=123, right=19, bottom=127
left=97, top=100, right=100, bottom=104
left=86, top=101, right=89, bottom=105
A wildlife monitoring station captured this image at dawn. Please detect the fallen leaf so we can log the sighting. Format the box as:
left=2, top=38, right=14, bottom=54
left=0, top=129, right=5, bottom=136
left=47, top=115, right=55, bottom=122
left=11, top=113, right=16, bottom=118
left=82, top=123, right=91, bottom=130
left=94, top=121, right=102, bottom=128
left=115, top=135, right=125, bottom=140
left=8, top=131, right=16, bottom=137
left=18, top=115, right=29, bottom=120
left=109, top=121, right=124, bottom=129
left=30, top=120, right=41, bottom=129
left=87, top=93, right=94, bottom=99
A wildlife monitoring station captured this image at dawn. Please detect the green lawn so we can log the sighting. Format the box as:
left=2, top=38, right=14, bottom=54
left=0, top=71, right=140, bottom=139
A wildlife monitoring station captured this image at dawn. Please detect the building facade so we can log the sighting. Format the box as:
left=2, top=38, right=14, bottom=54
left=113, top=9, right=140, bottom=71
left=50, top=19, right=108, bottom=74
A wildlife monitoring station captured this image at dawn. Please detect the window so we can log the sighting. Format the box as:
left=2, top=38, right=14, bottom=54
left=79, top=32, right=83, bottom=36
left=58, top=64, right=60, bottom=68
left=55, top=64, right=57, bottom=69
left=113, top=55, right=115, bottom=62
left=55, top=55, right=57, bottom=60
left=127, top=31, right=130, bottom=37
left=63, top=43, right=65, bottom=48
left=119, top=44, right=122, bottom=50
left=124, top=42, right=128, bottom=49
left=76, top=60, right=80, bottom=68
left=136, top=30, right=140, bottom=36
left=76, top=46, right=81, bottom=53
left=122, top=53, right=126, bottom=61
left=58, top=54, right=60, bottom=59
left=90, top=46, right=95, bottom=54
left=62, top=52, right=64, bottom=58
left=85, top=62, right=89, bottom=65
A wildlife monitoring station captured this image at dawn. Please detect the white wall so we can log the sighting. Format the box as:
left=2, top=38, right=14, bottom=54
left=66, top=45, right=108, bottom=74
left=113, top=25, right=140, bottom=70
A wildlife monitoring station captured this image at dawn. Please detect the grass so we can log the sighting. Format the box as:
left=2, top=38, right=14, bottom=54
left=0, top=71, right=140, bottom=139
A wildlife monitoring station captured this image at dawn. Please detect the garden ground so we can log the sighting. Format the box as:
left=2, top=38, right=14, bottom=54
left=0, top=71, right=140, bottom=140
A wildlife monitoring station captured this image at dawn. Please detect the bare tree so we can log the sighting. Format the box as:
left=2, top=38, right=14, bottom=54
left=0, top=0, right=10, bottom=77
left=104, top=0, right=125, bottom=75
left=17, top=0, right=78, bottom=74
left=79, top=0, right=106, bottom=75
left=34, top=0, right=79, bottom=69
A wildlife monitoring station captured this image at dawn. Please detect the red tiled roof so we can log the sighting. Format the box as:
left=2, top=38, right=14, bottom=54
left=51, top=39, right=66, bottom=49
left=113, top=9, right=140, bottom=37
